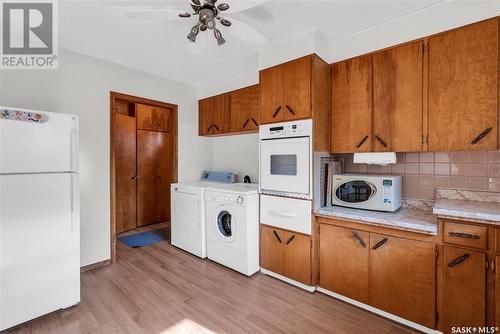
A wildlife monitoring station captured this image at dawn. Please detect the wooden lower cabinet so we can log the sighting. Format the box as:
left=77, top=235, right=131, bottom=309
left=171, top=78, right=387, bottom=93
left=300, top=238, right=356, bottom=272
left=443, top=246, right=486, bottom=334
left=319, top=225, right=369, bottom=303
left=260, top=225, right=311, bottom=285
left=370, top=234, right=436, bottom=328
left=496, top=256, right=500, bottom=329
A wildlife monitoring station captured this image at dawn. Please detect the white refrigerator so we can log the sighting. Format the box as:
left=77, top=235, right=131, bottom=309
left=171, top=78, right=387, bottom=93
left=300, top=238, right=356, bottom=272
left=0, top=106, right=80, bottom=331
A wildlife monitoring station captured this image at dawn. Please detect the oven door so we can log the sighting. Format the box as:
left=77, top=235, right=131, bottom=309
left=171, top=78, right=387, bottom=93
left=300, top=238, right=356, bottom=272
left=333, top=179, right=381, bottom=210
left=260, top=136, right=310, bottom=196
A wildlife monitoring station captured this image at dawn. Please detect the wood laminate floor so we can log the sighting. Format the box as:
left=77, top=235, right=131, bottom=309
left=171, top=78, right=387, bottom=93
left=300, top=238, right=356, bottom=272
left=7, top=229, right=419, bottom=334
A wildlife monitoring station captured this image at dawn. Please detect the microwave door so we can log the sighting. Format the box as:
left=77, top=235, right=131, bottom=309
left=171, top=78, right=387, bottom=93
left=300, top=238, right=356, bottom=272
left=260, top=137, right=310, bottom=195
left=334, top=180, right=377, bottom=206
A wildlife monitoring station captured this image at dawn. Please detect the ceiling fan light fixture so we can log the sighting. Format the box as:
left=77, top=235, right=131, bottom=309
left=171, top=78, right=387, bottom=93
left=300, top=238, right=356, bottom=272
left=187, top=23, right=200, bottom=42
left=214, top=28, right=225, bottom=45
left=217, top=3, right=229, bottom=11
left=178, top=12, right=191, bottom=18
left=220, top=18, right=231, bottom=27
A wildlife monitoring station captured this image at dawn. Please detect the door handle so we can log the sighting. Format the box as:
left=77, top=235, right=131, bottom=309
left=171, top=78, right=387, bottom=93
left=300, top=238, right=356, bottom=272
left=285, top=235, right=295, bottom=245
left=285, top=105, right=295, bottom=115
left=131, top=176, right=137, bottom=180
left=448, top=253, right=470, bottom=267
left=372, top=238, right=388, bottom=250
left=269, top=210, right=298, bottom=218
left=272, top=106, right=282, bottom=118
left=272, top=230, right=282, bottom=243
left=375, top=134, right=388, bottom=148
left=471, top=127, right=493, bottom=145
left=352, top=231, right=366, bottom=248
left=242, top=119, right=249, bottom=128
left=356, top=135, right=369, bottom=149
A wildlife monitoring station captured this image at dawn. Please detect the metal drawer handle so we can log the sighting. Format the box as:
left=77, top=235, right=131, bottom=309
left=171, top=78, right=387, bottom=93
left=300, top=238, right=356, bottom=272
left=285, top=235, right=295, bottom=245
left=272, top=106, right=282, bottom=118
left=272, top=230, right=282, bottom=243
left=352, top=231, right=366, bottom=248
left=285, top=105, right=295, bottom=115
left=251, top=118, right=258, bottom=126
left=448, top=231, right=480, bottom=240
left=269, top=210, right=298, bottom=218
left=375, top=134, right=388, bottom=148
left=372, top=238, right=388, bottom=250
left=471, top=127, right=493, bottom=145
left=242, top=119, right=249, bottom=128
left=356, top=135, right=369, bottom=148
left=448, top=253, right=470, bottom=267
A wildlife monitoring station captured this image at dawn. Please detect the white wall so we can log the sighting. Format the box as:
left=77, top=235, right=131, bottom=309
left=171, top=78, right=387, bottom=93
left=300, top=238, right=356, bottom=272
left=0, top=49, right=211, bottom=267
left=211, top=133, right=259, bottom=183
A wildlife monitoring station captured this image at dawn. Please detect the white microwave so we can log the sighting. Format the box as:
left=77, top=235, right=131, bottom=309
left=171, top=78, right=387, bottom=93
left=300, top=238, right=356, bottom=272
left=331, top=174, right=402, bottom=212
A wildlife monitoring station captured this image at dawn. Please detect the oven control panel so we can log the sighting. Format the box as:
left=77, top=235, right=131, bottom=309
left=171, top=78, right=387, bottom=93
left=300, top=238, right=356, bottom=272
left=259, top=119, right=313, bottom=139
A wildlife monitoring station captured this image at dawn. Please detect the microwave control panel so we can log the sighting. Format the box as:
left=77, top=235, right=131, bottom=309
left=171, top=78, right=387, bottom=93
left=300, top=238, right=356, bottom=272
left=382, top=179, right=393, bottom=204
left=259, top=119, right=313, bottom=139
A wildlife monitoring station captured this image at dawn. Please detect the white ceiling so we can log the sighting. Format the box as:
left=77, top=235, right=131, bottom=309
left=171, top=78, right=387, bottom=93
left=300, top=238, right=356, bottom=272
left=59, top=0, right=445, bottom=86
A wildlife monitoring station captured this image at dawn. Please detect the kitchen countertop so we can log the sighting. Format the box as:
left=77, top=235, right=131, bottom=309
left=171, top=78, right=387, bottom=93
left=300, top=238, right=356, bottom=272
left=315, top=206, right=438, bottom=235
left=433, top=198, right=500, bottom=223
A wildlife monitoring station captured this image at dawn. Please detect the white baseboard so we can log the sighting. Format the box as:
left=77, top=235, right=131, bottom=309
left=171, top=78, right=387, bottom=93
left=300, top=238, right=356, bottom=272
left=260, top=268, right=316, bottom=292
left=316, top=287, right=442, bottom=334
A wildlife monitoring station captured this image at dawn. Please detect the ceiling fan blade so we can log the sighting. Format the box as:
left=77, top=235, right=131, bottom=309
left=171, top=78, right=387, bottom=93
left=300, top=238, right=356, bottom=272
left=224, top=0, right=268, bottom=13
left=125, top=9, right=186, bottom=20
left=221, top=16, right=266, bottom=45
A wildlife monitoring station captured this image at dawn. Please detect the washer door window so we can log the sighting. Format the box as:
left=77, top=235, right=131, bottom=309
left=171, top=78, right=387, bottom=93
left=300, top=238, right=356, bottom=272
left=214, top=207, right=237, bottom=243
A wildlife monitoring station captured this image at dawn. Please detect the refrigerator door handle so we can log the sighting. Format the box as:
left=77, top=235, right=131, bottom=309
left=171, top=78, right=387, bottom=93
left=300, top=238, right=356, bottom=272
left=70, top=117, right=79, bottom=172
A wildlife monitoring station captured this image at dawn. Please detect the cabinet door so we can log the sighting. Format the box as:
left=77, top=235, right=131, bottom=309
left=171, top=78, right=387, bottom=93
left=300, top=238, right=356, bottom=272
left=260, top=225, right=284, bottom=274
left=198, top=98, right=213, bottom=136
left=137, top=130, right=158, bottom=226
left=283, top=231, right=311, bottom=285
left=496, top=256, right=500, bottom=329
left=247, top=84, right=260, bottom=131
left=260, top=65, right=284, bottom=124
left=370, top=234, right=435, bottom=328
left=428, top=19, right=498, bottom=151
left=319, top=225, right=369, bottom=304
left=115, top=114, right=137, bottom=233
left=373, top=41, right=423, bottom=152
left=136, top=104, right=170, bottom=132
left=212, top=94, right=229, bottom=134
left=443, top=246, right=485, bottom=334
left=283, top=56, right=311, bottom=121
left=229, top=87, right=250, bottom=132
left=155, top=131, right=170, bottom=223
left=331, top=55, right=372, bottom=153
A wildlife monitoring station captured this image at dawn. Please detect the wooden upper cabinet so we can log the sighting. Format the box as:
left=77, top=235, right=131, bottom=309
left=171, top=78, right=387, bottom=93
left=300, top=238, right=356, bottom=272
left=260, top=225, right=284, bottom=274
left=229, top=85, right=260, bottom=133
left=443, top=246, right=486, bottom=334
left=283, top=231, right=311, bottom=285
left=212, top=94, right=229, bottom=134
left=319, top=224, right=369, bottom=304
left=373, top=41, right=423, bottom=152
left=331, top=55, right=373, bottom=153
left=248, top=84, right=260, bottom=131
left=428, top=19, right=498, bottom=151
left=199, top=97, right=214, bottom=136
left=369, top=234, right=436, bottom=328
left=136, top=104, right=170, bottom=132
left=260, top=64, right=284, bottom=124
left=283, top=56, right=311, bottom=121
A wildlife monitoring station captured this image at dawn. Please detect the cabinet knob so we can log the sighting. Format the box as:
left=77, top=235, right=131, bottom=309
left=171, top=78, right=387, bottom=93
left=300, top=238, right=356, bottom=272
left=471, top=127, right=493, bottom=145
left=285, top=235, right=295, bottom=245
left=375, top=134, right=388, bottom=148
left=448, top=231, right=480, bottom=240
left=272, top=106, right=282, bottom=118
left=372, top=238, right=388, bottom=250
left=242, top=119, right=249, bottom=128
left=356, top=135, right=369, bottom=149
left=285, top=105, right=295, bottom=116
left=272, top=230, right=282, bottom=243
left=352, top=231, right=366, bottom=248
left=251, top=118, right=258, bottom=126
left=448, top=253, right=470, bottom=267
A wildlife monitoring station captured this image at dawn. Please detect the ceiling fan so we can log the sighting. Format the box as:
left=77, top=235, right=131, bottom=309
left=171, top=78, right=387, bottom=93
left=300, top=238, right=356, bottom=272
left=125, top=0, right=268, bottom=46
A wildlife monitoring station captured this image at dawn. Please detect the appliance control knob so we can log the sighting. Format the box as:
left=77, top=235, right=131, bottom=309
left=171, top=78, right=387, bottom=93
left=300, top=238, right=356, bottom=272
left=236, top=196, right=244, bottom=205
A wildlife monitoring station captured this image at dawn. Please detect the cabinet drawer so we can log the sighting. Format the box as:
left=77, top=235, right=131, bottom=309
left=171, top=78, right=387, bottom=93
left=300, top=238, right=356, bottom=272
left=260, top=195, right=311, bottom=235
left=443, top=221, right=487, bottom=250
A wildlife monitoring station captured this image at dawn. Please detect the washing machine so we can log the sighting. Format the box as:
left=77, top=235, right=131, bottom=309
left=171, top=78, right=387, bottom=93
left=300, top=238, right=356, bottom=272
left=205, top=183, right=259, bottom=276
left=170, top=172, right=238, bottom=258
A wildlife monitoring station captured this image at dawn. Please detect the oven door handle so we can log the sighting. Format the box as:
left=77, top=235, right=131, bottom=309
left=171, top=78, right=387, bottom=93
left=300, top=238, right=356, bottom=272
left=269, top=210, right=298, bottom=218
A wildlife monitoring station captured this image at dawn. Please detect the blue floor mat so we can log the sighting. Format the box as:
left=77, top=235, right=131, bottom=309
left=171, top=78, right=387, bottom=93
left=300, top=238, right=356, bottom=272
left=118, top=227, right=170, bottom=248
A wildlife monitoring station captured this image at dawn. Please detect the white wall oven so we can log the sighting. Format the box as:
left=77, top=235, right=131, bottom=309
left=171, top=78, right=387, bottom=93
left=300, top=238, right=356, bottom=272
left=331, top=174, right=402, bottom=212
left=259, top=119, right=312, bottom=199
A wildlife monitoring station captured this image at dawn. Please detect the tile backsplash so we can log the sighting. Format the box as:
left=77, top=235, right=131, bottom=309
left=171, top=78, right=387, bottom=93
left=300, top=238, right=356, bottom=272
left=342, top=151, right=500, bottom=200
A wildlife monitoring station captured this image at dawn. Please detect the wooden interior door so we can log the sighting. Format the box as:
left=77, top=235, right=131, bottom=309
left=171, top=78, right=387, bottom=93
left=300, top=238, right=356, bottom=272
left=229, top=87, right=249, bottom=132
left=198, top=97, right=214, bottom=135
left=283, top=56, right=311, bottom=121
left=283, top=231, right=311, bottom=285
left=443, top=246, right=486, bottom=334
left=428, top=19, right=498, bottom=151
left=369, top=234, right=436, bottom=328
left=137, top=130, right=158, bottom=226
left=319, top=224, right=369, bottom=303
left=331, top=55, right=373, bottom=153
left=373, top=41, right=423, bottom=152
left=260, top=65, right=284, bottom=124
left=136, top=104, right=170, bottom=132
left=155, top=131, right=171, bottom=223
left=247, top=84, right=260, bottom=131
left=260, top=225, right=284, bottom=274
left=115, top=114, right=137, bottom=234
